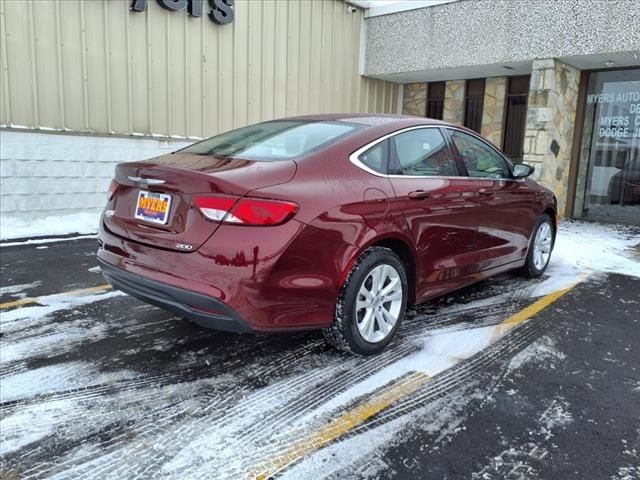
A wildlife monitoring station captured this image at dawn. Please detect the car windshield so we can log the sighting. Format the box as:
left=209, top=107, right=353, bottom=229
left=181, top=120, right=360, bottom=161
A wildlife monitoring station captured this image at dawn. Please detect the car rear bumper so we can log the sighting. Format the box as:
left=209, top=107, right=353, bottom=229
left=97, top=215, right=353, bottom=332
left=98, top=258, right=252, bottom=333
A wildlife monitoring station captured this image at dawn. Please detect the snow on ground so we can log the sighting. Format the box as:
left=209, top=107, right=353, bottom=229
left=1, top=288, right=124, bottom=334
left=0, top=220, right=639, bottom=478
left=549, top=220, right=640, bottom=281
left=0, top=281, right=42, bottom=299
left=0, top=212, right=100, bottom=241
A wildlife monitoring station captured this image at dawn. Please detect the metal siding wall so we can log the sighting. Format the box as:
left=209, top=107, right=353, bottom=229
left=0, top=0, right=397, bottom=138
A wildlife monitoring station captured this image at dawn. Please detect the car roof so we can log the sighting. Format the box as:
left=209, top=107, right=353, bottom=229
left=282, top=113, right=450, bottom=129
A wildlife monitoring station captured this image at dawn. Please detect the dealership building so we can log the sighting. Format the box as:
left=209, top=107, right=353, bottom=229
left=1, top=0, right=639, bottom=228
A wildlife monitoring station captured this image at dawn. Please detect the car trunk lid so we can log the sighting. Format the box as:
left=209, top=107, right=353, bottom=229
left=104, top=153, right=297, bottom=251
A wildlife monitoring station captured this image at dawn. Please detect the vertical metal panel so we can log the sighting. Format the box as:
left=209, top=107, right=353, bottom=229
left=106, top=0, right=128, bottom=133
left=31, top=1, right=59, bottom=129
left=285, top=0, right=300, bottom=116
left=84, top=0, right=109, bottom=132
left=4, top=0, right=35, bottom=127
left=0, top=0, right=9, bottom=126
left=260, top=0, right=276, bottom=121
left=128, top=2, right=149, bottom=133
left=233, top=1, right=248, bottom=128
left=59, top=0, right=84, bottom=131
left=247, top=0, right=263, bottom=125
left=0, top=0, right=397, bottom=137
left=273, top=0, right=288, bottom=119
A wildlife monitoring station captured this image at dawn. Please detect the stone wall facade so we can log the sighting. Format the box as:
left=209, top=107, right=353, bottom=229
left=522, top=59, right=580, bottom=216
left=442, top=80, right=465, bottom=125
left=480, top=77, right=508, bottom=147
left=402, top=83, right=427, bottom=116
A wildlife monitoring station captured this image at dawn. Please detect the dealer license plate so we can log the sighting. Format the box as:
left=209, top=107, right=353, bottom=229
left=134, top=190, right=172, bottom=225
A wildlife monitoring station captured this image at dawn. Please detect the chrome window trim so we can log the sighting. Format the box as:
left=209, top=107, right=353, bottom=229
left=349, top=125, right=525, bottom=182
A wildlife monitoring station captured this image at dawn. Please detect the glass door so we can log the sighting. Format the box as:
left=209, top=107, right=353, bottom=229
left=575, top=69, right=640, bottom=225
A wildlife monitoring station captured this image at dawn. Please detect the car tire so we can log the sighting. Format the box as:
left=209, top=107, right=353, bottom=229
left=323, top=246, right=408, bottom=355
left=521, top=213, right=555, bottom=278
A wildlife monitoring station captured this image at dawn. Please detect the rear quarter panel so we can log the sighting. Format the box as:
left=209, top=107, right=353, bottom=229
left=250, top=125, right=419, bottom=286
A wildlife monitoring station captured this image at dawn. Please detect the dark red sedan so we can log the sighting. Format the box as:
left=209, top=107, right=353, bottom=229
left=98, top=114, right=557, bottom=355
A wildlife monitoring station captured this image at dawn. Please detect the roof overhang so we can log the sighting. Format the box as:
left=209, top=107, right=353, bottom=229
left=345, top=0, right=459, bottom=18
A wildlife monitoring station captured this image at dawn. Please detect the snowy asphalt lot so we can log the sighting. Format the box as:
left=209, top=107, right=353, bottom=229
left=1, top=222, right=639, bottom=479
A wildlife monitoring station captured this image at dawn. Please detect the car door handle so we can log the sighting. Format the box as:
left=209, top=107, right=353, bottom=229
left=408, top=190, right=431, bottom=200
left=478, top=188, right=494, bottom=196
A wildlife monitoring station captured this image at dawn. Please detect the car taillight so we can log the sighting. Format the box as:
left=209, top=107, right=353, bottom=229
left=193, top=195, right=298, bottom=226
left=107, top=180, right=118, bottom=200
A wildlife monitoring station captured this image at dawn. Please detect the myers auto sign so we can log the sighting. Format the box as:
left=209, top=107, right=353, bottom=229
left=131, top=0, right=234, bottom=25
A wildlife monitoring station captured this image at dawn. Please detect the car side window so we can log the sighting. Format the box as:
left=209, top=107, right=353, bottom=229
left=449, top=130, right=511, bottom=179
left=391, top=128, right=458, bottom=177
left=359, top=140, right=387, bottom=174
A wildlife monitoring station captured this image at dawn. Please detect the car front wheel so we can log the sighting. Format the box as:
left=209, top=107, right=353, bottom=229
left=323, top=247, right=408, bottom=355
left=521, top=213, right=555, bottom=278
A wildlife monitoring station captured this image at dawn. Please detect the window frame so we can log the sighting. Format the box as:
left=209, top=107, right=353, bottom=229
left=357, top=138, right=390, bottom=175
left=463, top=78, right=486, bottom=134
left=443, top=126, right=519, bottom=181
left=426, top=82, right=445, bottom=120
left=350, top=125, right=465, bottom=179
left=388, top=127, right=462, bottom=178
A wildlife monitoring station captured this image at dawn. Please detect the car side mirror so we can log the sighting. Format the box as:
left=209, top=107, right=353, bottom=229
left=512, top=163, right=535, bottom=179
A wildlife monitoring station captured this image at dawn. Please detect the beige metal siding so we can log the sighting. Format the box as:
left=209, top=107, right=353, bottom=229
left=0, top=0, right=397, bottom=138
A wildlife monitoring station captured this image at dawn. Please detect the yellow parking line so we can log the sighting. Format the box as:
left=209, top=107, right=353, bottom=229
left=0, top=284, right=111, bottom=310
left=492, top=281, right=581, bottom=338
left=251, top=372, right=430, bottom=480
left=250, top=277, right=587, bottom=479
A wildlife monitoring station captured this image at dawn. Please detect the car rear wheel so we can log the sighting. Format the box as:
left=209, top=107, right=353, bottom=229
left=323, top=247, right=408, bottom=355
left=521, top=213, right=555, bottom=278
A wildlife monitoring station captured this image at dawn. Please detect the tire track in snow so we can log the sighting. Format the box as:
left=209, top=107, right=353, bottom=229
left=40, top=298, right=521, bottom=480
left=70, top=300, right=539, bottom=480
left=9, top=338, right=329, bottom=478
left=247, top=314, right=551, bottom=479
left=2, top=274, right=550, bottom=479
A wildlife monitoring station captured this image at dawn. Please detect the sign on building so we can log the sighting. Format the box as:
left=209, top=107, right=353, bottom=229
left=130, top=0, right=234, bottom=24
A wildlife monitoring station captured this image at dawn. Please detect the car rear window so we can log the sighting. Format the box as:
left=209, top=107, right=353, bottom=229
left=181, top=120, right=360, bottom=161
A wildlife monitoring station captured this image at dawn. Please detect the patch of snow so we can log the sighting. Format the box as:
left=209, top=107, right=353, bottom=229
left=0, top=234, right=98, bottom=247
left=506, top=336, right=566, bottom=374
left=0, top=361, right=139, bottom=403
left=0, top=281, right=41, bottom=296
left=0, top=320, right=109, bottom=364
left=552, top=221, right=639, bottom=278
left=286, top=386, right=479, bottom=480
left=302, top=326, right=496, bottom=423
left=472, top=398, right=573, bottom=479
left=539, top=399, right=573, bottom=431
left=0, top=398, right=78, bottom=454
left=0, top=212, right=100, bottom=241
left=0, top=289, right=124, bottom=333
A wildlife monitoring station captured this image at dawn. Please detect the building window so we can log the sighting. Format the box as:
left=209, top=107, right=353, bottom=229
left=463, top=79, right=485, bottom=133
left=574, top=68, right=640, bottom=226
left=426, top=82, right=445, bottom=120
left=502, top=75, right=530, bottom=164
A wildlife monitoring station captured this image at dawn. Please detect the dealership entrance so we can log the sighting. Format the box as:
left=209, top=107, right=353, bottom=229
left=573, top=68, right=640, bottom=225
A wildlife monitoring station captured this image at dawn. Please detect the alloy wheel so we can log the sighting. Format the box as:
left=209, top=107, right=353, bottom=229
left=355, top=264, right=403, bottom=343
left=533, top=222, right=553, bottom=270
